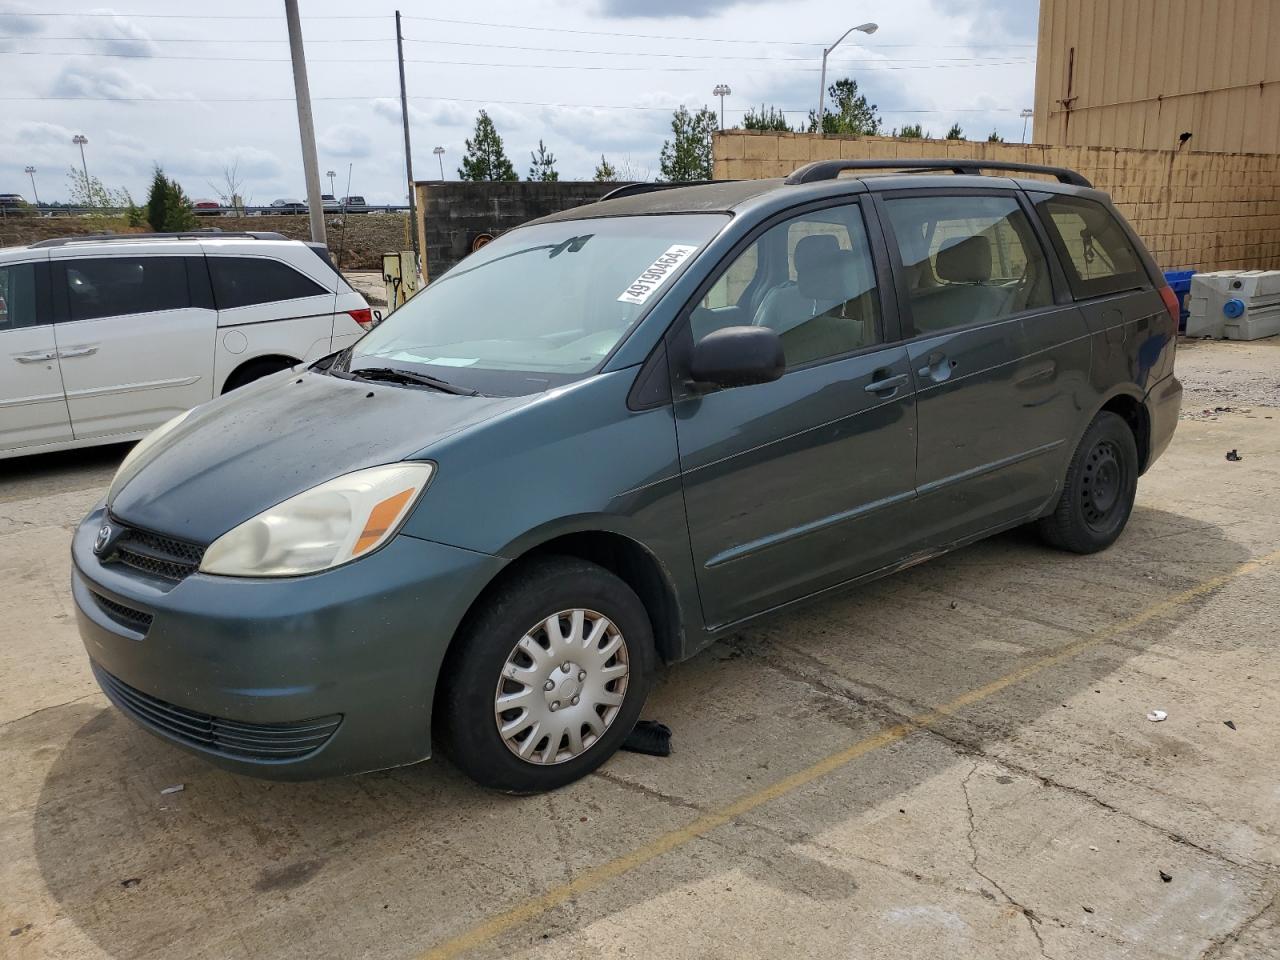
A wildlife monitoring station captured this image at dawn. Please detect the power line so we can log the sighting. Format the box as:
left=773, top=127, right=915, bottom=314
left=0, top=49, right=1033, bottom=72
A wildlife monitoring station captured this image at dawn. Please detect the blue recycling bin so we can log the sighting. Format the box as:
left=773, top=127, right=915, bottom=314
left=1164, top=270, right=1195, bottom=331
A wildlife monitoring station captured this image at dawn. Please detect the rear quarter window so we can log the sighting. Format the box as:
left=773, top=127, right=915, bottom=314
left=209, top=256, right=327, bottom=309
left=1035, top=195, right=1149, bottom=300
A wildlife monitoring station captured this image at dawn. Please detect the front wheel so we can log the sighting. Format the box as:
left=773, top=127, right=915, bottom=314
left=437, top=557, right=655, bottom=793
left=1038, top=410, right=1139, bottom=553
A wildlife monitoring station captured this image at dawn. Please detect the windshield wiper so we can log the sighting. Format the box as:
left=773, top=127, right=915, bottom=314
left=347, top=366, right=479, bottom=396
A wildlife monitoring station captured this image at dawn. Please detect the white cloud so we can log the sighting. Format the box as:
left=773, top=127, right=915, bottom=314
left=76, top=12, right=158, bottom=57
left=50, top=63, right=162, bottom=101
left=319, top=124, right=374, bottom=159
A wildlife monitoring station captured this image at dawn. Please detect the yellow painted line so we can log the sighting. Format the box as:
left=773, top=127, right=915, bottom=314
left=420, top=549, right=1280, bottom=960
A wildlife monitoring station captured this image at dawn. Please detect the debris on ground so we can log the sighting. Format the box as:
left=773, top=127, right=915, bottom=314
left=1082, top=905, right=1095, bottom=914
left=1226, top=449, right=1243, bottom=461
left=621, top=720, right=672, bottom=757
left=1224, top=720, right=1237, bottom=730
left=120, top=878, right=141, bottom=889
left=1147, top=710, right=1168, bottom=722
left=949, top=600, right=959, bottom=610
left=1159, top=870, right=1173, bottom=883
left=159, top=784, right=184, bottom=795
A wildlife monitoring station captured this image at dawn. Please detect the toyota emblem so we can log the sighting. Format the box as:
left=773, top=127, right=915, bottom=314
left=94, top=523, right=112, bottom=555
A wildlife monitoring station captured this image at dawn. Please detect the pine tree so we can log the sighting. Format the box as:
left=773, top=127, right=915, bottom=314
left=987, top=130, right=1004, bottom=142
left=528, top=139, right=559, bottom=181
left=742, top=105, right=792, bottom=132
left=145, top=166, right=169, bottom=231
left=593, top=155, right=618, bottom=182
left=946, top=123, right=966, bottom=140
left=459, top=110, right=518, bottom=182
left=145, top=166, right=195, bottom=232
left=896, top=123, right=926, bottom=139
left=658, top=105, right=717, bottom=182
left=807, top=78, right=882, bottom=136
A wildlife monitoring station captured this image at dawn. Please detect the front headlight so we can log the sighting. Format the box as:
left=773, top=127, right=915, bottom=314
left=108, top=409, right=194, bottom=504
left=199, top=463, right=435, bottom=577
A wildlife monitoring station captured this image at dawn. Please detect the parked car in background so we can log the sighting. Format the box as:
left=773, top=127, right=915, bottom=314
left=322, top=194, right=340, bottom=212
left=0, top=230, right=372, bottom=461
left=341, top=195, right=369, bottom=213
left=1, top=194, right=30, bottom=214
left=269, top=199, right=308, bottom=215
left=70, top=160, right=1181, bottom=793
left=193, top=200, right=221, bottom=216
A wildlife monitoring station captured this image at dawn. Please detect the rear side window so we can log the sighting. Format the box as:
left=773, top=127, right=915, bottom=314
left=1035, top=195, right=1148, bottom=299
left=208, top=257, right=327, bottom=309
left=62, top=257, right=190, bottom=322
left=0, top=262, right=39, bottom=330
left=884, top=194, right=1053, bottom=335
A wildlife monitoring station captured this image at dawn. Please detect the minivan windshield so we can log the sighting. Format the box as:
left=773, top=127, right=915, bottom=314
left=347, top=213, right=729, bottom=395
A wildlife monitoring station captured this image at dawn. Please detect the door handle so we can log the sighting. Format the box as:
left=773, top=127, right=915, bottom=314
left=57, top=346, right=99, bottom=359
left=916, top=352, right=955, bottom=382
left=13, top=351, right=57, bottom=363
left=864, top=373, right=908, bottom=395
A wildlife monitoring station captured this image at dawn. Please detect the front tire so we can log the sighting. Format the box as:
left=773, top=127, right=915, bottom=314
left=437, top=557, right=655, bottom=793
left=1038, top=411, right=1139, bottom=553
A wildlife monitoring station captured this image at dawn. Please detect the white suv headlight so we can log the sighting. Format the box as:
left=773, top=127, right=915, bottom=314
left=199, top=463, right=435, bottom=577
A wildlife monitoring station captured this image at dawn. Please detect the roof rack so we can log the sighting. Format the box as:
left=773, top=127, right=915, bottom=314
left=28, top=230, right=289, bottom=249
left=599, top=180, right=719, bottom=202
left=784, top=159, right=1092, bottom=188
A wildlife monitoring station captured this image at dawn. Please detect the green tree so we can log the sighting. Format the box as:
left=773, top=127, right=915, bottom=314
left=459, top=110, right=518, bottom=182
left=593, top=155, right=618, bottom=182
left=144, top=166, right=195, bottom=232
left=742, top=104, right=793, bottom=132
left=659, top=105, right=717, bottom=182
left=527, top=139, right=559, bottom=181
left=896, top=123, right=926, bottom=139
left=946, top=123, right=965, bottom=140
left=807, top=78, right=882, bottom=136
left=65, top=167, right=130, bottom=209
left=987, top=129, right=1004, bottom=142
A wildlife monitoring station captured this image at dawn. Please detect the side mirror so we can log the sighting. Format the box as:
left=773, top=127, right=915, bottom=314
left=689, top=326, right=784, bottom=389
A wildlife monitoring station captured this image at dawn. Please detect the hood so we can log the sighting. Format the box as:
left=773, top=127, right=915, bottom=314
left=108, top=369, right=531, bottom=544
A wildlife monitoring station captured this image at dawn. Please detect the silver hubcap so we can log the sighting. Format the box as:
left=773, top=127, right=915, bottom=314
left=494, top=609, right=630, bottom=765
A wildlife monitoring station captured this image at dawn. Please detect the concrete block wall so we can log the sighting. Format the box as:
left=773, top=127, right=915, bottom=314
left=713, top=132, right=1280, bottom=273
left=414, top=181, right=618, bottom=280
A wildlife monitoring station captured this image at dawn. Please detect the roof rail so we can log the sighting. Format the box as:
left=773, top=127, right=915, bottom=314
left=28, top=230, right=289, bottom=249
left=599, top=180, right=719, bottom=202
left=784, top=159, right=1092, bottom=188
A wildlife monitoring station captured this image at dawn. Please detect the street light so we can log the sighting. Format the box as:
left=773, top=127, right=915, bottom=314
left=326, top=169, right=336, bottom=195
left=712, top=83, right=732, bottom=131
left=433, top=145, right=445, bottom=179
left=816, top=22, right=878, bottom=135
left=1020, top=108, right=1034, bottom=143
left=24, top=166, right=40, bottom=206
left=71, top=134, right=89, bottom=190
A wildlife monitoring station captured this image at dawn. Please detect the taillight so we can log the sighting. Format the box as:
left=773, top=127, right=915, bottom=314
left=347, top=308, right=373, bottom=330
left=1158, top=285, right=1180, bottom=327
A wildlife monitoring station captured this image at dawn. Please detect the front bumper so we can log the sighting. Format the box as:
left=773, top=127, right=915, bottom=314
left=72, top=503, right=504, bottom=780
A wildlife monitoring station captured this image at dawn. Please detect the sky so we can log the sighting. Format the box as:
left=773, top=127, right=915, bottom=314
left=0, top=0, right=1040, bottom=205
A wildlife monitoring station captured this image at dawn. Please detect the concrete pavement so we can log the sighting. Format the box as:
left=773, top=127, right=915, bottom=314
left=2, top=340, right=1278, bottom=959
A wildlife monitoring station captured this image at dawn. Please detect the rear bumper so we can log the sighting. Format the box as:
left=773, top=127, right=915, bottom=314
left=1144, top=373, right=1182, bottom=472
left=72, top=502, right=505, bottom=780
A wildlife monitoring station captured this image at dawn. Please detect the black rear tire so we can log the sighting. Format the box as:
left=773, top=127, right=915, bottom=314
left=1038, top=410, right=1139, bottom=554
left=222, top=357, right=297, bottom=393
left=437, top=557, right=655, bottom=793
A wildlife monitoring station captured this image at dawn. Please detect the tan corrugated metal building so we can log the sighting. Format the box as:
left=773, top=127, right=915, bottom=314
left=1033, top=0, right=1280, bottom=153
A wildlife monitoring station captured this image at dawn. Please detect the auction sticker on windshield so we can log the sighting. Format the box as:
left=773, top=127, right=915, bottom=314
left=616, top=244, right=699, bottom=306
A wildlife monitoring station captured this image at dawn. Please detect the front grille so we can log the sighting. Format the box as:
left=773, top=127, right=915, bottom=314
left=105, top=517, right=205, bottom=582
left=90, top=591, right=154, bottom=632
left=93, top=664, right=342, bottom=762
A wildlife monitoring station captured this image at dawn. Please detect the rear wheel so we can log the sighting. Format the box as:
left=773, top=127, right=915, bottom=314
left=438, top=557, right=655, bottom=793
left=222, top=357, right=297, bottom=393
left=1038, top=411, right=1139, bottom=553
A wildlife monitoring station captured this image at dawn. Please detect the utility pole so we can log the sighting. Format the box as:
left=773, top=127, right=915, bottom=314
left=433, top=146, right=445, bottom=179
left=1020, top=108, right=1034, bottom=143
left=396, top=10, right=420, bottom=272
left=816, top=23, right=878, bottom=135
left=284, top=0, right=326, bottom=244
left=712, top=84, right=731, bottom=131
left=24, top=166, right=40, bottom=206
left=326, top=169, right=336, bottom=195
left=72, top=134, right=89, bottom=189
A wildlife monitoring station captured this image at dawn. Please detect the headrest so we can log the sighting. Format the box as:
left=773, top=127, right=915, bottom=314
left=935, top=235, right=991, bottom=283
left=795, top=234, right=856, bottom=300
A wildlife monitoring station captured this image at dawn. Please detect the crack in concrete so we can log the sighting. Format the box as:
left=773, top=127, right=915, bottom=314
left=961, top=761, right=1051, bottom=959
left=591, top=769, right=706, bottom=816
left=0, top=691, right=99, bottom=729
left=1198, top=888, right=1279, bottom=959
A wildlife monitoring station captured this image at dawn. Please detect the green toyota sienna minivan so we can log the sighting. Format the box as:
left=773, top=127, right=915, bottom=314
left=73, top=160, right=1182, bottom=792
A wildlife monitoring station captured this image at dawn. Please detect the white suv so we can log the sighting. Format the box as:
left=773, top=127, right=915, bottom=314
left=0, top=231, right=372, bottom=461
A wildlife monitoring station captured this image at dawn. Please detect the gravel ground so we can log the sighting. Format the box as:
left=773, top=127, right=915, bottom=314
left=1176, top=335, right=1280, bottom=413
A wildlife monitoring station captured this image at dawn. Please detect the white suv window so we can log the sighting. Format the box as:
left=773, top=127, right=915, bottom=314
left=63, top=257, right=190, bottom=322
left=209, top=257, right=326, bottom=309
